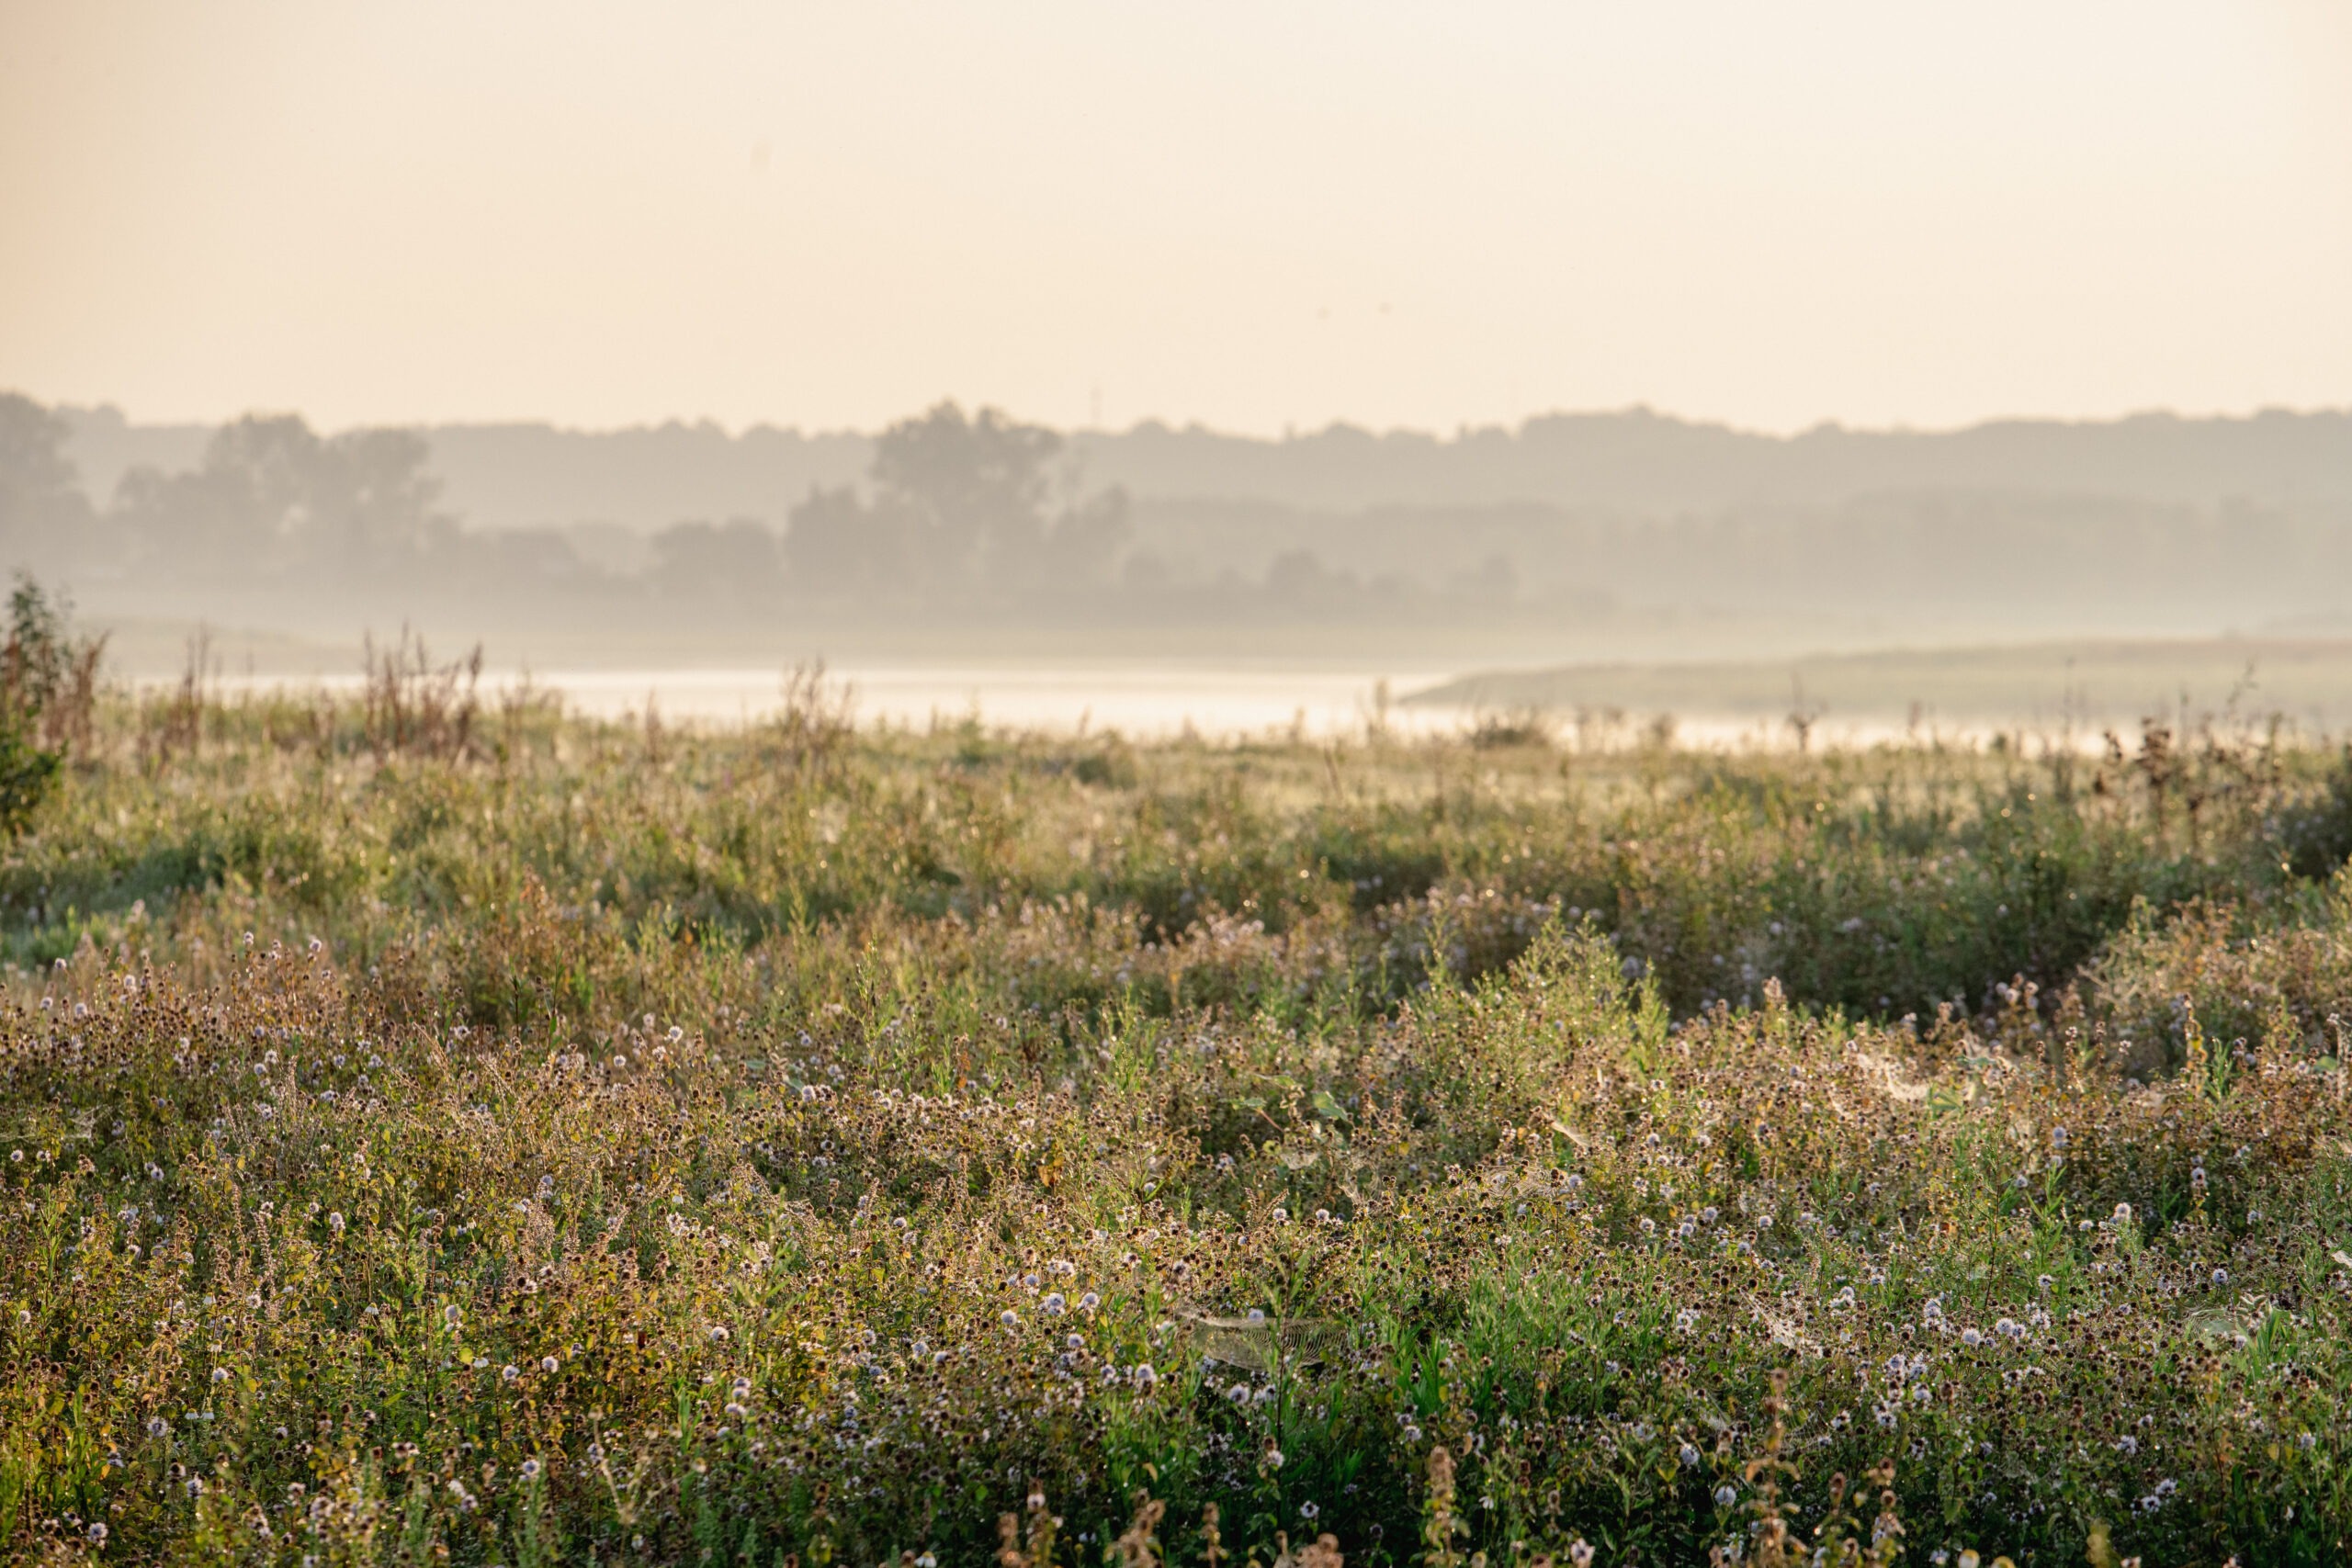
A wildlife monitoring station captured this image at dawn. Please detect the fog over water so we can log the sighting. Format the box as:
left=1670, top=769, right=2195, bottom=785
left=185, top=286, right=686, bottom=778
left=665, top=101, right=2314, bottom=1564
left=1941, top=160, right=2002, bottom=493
left=194, top=665, right=1455, bottom=739
left=177, top=658, right=2309, bottom=750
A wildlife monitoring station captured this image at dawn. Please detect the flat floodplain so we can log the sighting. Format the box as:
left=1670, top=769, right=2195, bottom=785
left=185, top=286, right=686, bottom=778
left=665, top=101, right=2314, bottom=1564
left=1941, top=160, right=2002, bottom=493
left=6, top=690, right=2351, bottom=1565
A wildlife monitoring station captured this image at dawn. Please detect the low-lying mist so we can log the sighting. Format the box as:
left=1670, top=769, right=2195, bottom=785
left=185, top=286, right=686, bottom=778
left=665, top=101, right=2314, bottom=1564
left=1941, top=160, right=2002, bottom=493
left=8, top=394, right=2352, bottom=689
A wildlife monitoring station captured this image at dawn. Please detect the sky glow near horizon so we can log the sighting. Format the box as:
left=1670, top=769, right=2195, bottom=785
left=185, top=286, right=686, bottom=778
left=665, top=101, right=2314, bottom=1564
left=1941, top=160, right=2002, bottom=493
left=4, top=0, right=2350, bottom=437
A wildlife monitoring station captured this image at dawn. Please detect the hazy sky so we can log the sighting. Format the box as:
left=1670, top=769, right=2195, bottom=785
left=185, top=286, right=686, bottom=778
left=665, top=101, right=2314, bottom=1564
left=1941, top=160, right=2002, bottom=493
left=6, top=1, right=2350, bottom=435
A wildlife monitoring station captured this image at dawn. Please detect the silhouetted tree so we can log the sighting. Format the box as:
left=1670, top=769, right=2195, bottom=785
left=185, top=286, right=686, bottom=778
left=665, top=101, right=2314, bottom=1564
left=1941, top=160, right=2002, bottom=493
left=0, top=394, right=97, bottom=573
left=872, top=401, right=1060, bottom=587
left=112, top=414, right=451, bottom=582
left=784, top=401, right=1132, bottom=601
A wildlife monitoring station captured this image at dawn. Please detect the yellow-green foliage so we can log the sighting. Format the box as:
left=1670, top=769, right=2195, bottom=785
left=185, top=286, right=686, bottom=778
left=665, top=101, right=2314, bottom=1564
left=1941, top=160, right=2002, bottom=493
left=3, top=698, right=2351, bottom=1564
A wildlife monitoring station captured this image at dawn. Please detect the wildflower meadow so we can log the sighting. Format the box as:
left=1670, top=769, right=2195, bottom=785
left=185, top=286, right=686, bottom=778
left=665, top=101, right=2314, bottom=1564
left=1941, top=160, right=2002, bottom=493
left=6, top=667, right=2352, bottom=1565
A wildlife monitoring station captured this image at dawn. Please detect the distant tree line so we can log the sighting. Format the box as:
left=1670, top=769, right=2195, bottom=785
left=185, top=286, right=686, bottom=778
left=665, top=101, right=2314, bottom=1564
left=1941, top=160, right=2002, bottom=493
left=11, top=389, right=2352, bottom=644
left=3, top=396, right=462, bottom=595
left=0, top=393, right=1531, bottom=629
left=6, top=394, right=1131, bottom=615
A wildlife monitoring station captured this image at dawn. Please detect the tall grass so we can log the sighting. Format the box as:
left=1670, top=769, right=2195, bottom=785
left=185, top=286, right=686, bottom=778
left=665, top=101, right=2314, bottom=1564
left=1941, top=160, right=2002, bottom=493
left=3, top=690, right=2351, bottom=1563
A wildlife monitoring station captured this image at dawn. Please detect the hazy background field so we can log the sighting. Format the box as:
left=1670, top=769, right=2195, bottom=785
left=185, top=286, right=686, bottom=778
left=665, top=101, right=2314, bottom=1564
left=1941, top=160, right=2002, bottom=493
left=10, top=3, right=2352, bottom=739
left=11, top=395, right=2352, bottom=739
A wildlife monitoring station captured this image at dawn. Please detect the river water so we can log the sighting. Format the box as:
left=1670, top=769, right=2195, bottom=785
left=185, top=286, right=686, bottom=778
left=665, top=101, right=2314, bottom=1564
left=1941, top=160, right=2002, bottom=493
left=199, top=664, right=1459, bottom=739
